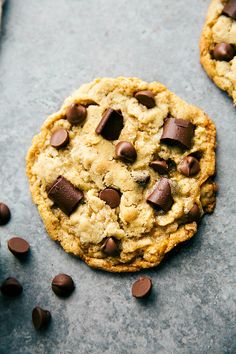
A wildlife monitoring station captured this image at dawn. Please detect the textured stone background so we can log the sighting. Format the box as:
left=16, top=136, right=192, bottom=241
left=0, top=1, right=235, bottom=353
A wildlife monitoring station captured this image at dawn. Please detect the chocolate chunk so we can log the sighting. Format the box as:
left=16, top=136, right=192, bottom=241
left=161, top=118, right=195, bottom=149
left=115, top=141, right=137, bottom=163
left=147, top=178, right=173, bottom=212
left=0, top=202, right=11, bottom=225
left=213, top=43, right=235, bottom=61
left=99, top=188, right=121, bottom=208
left=131, top=171, right=150, bottom=186
left=1, top=277, right=23, bottom=297
left=47, top=176, right=84, bottom=216
left=132, top=276, right=152, bottom=298
left=150, top=160, right=168, bottom=175
left=223, top=0, right=236, bottom=20
left=102, top=237, right=119, bottom=256
left=66, top=103, right=87, bottom=125
left=32, top=307, right=51, bottom=330
left=52, top=274, right=75, bottom=297
left=188, top=203, right=201, bottom=222
left=134, top=90, right=156, bottom=108
left=50, top=128, right=69, bottom=149
left=95, top=108, right=124, bottom=141
left=178, top=156, right=200, bottom=177
left=8, top=237, right=30, bottom=257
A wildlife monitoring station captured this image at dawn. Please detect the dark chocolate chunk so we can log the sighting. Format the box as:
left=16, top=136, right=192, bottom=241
left=223, top=0, right=236, bottom=20
left=188, top=203, right=201, bottom=222
left=50, top=128, right=69, bottom=149
left=99, top=188, right=121, bottom=208
left=95, top=108, right=124, bottom=140
left=178, top=156, right=200, bottom=177
left=161, top=118, right=195, bottom=149
left=102, top=237, right=119, bottom=256
left=0, top=202, right=11, bottom=225
left=32, top=307, right=51, bottom=330
left=8, top=237, right=30, bottom=257
left=150, top=160, right=168, bottom=175
left=52, top=274, right=75, bottom=297
left=131, top=171, right=150, bottom=186
left=47, top=176, right=84, bottom=216
left=66, top=103, right=87, bottom=125
left=115, top=141, right=137, bottom=163
left=134, top=90, right=156, bottom=108
left=132, top=276, right=152, bottom=298
left=213, top=43, right=235, bottom=61
left=147, top=178, right=173, bottom=212
left=1, top=277, right=23, bottom=297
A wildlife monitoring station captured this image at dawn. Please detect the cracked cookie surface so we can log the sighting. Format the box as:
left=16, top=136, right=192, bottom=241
left=26, top=77, right=216, bottom=272
left=200, top=0, right=236, bottom=104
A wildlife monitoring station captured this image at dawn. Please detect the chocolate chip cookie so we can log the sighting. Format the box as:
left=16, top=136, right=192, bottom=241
left=200, top=0, right=236, bottom=104
left=26, top=77, right=216, bottom=272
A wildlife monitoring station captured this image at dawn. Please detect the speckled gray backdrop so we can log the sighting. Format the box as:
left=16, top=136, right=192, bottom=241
left=0, top=0, right=235, bottom=353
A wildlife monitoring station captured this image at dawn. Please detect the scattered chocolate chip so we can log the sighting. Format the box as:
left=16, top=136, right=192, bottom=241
left=32, top=307, right=51, bottom=330
left=213, top=43, right=235, bottom=61
left=50, top=128, right=69, bottom=149
left=0, top=202, right=11, bottom=225
left=66, top=103, right=87, bottom=125
left=150, top=160, right=168, bottom=175
left=147, top=178, right=173, bottom=212
left=1, top=277, right=23, bottom=297
left=47, top=176, right=84, bottom=216
left=102, top=237, right=119, bottom=256
left=132, top=276, right=152, bottom=298
left=52, top=274, right=75, bottom=297
left=134, top=91, right=156, bottom=108
left=223, top=0, right=236, bottom=20
left=188, top=203, right=201, bottom=222
left=131, top=171, right=150, bottom=186
left=115, top=141, right=137, bottom=163
left=161, top=118, right=195, bottom=149
left=8, top=237, right=30, bottom=258
left=99, top=188, right=121, bottom=208
left=178, top=156, right=200, bottom=177
left=95, top=108, right=124, bottom=141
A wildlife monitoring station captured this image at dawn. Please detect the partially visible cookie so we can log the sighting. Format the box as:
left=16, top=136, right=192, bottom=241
left=26, top=77, right=216, bottom=272
left=200, top=0, right=236, bottom=104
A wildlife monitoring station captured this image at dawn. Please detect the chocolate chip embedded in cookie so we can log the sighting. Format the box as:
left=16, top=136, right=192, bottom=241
left=66, top=103, right=87, bottom=125
left=50, top=128, right=69, bottom=149
left=223, top=0, right=236, bottom=19
left=26, top=77, right=216, bottom=272
left=213, top=43, right=235, bottom=61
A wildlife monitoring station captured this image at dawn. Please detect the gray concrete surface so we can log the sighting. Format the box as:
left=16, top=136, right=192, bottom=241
left=0, top=0, right=235, bottom=353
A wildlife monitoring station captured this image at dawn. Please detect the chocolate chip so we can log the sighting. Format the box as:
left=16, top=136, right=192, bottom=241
left=178, top=156, right=200, bottom=177
left=147, top=178, right=173, bottom=212
left=102, top=237, right=119, bottom=256
left=134, top=91, right=156, bottom=108
left=0, top=202, right=11, bottom=225
left=52, top=274, right=75, bottom=297
left=32, top=307, right=51, bottom=330
left=8, top=237, right=30, bottom=258
left=188, top=203, right=201, bottom=222
left=47, top=176, right=84, bottom=216
left=99, top=188, right=121, bottom=208
left=131, top=171, right=150, bottom=186
left=213, top=43, right=235, bottom=61
left=66, top=103, right=87, bottom=125
left=1, top=277, right=23, bottom=297
left=132, top=276, right=152, bottom=298
left=150, top=160, right=168, bottom=175
left=50, top=128, right=69, bottom=149
left=95, top=108, right=124, bottom=141
left=115, top=141, right=137, bottom=163
left=161, top=118, right=195, bottom=149
left=223, top=0, right=236, bottom=20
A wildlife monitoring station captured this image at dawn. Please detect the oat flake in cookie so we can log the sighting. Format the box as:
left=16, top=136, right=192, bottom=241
left=26, top=77, right=217, bottom=272
left=200, top=0, right=236, bottom=104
